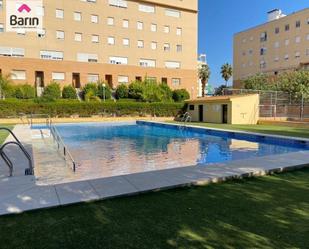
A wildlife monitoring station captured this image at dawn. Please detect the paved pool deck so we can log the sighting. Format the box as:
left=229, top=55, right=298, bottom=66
left=0, top=122, right=309, bottom=216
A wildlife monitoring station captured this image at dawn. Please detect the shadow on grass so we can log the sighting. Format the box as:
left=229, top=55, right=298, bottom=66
left=0, top=169, right=308, bottom=249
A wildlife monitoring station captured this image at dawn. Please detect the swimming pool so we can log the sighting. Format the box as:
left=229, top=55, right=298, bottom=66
left=37, top=121, right=308, bottom=180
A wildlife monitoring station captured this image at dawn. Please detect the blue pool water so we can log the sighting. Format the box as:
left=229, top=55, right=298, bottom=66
left=42, top=122, right=308, bottom=178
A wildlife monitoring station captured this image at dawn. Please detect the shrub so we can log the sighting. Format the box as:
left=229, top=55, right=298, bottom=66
left=97, top=83, right=112, bottom=100
left=128, top=81, right=144, bottom=100
left=141, top=81, right=164, bottom=102
left=159, top=83, right=173, bottom=102
left=115, top=84, right=129, bottom=99
left=172, top=89, right=190, bottom=102
left=62, top=85, right=77, bottom=99
left=0, top=99, right=184, bottom=118
left=42, top=82, right=61, bottom=100
left=16, top=84, right=35, bottom=99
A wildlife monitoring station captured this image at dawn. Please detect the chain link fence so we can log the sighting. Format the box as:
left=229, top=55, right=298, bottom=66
left=222, top=89, right=309, bottom=121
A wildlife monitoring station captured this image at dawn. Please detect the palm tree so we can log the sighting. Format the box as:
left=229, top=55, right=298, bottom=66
left=198, top=64, right=210, bottom=97
left=220, top=63, right=233, bottom=86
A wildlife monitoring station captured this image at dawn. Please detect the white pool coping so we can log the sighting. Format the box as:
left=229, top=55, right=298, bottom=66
left=0, top=122, right=308, bottom=216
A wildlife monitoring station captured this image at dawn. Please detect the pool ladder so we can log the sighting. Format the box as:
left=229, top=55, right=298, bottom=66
left=0, top=127, right=33, bottom=176
left=180, top=112, right=192, bottom=129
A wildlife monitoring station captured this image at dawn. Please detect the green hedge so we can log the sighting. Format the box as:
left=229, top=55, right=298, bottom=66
left=0, top=99, right=184, bottom=118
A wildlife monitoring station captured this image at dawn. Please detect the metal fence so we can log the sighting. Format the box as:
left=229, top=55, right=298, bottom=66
left=222, top=89, right=309, bottom=121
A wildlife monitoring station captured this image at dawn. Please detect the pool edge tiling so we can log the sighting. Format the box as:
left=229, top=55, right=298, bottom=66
left=0, top=122, right=309, bottom=216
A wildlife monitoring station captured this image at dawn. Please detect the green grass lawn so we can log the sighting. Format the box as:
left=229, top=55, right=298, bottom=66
left=169, top=121, right=309, bottom=138
left=0, top=125, right=13, bottom=144
left=0, top=169, right=308, bottom=249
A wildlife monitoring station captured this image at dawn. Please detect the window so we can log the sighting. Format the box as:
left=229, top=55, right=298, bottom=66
left=139, top=59, right=156, bottom=67
left=123, top=19, right=129, bottom=28
left=88, top=74, right=99, bottom=83
left=137, top=40, right=144, bottom=48
left=274, top=56, right=279, bottom=62
left=296, top=20, right=301, bottom=28
left=306, top=48, right=309, bottom=56
left=109, top=56, right=128, bottom=65
left=164, top=43, right=170, bottom=51
left=74, top=32, right=82, bottom=42
left=52, top=72, right=65, bottom=80
left=165, top=61, right=180, bottom=69
left=56, top=9, right=64, bottom=19
left=189, top=105, right=194, bottom=111
left=138, top=4, right=155, bottom=13
left=118, top=75, right=129, bottom=84
left=37, top=29, right=46, bottom=38
left=56, top=30, right=65, bottom=40
left=146, top=77, right=157, bottom=83
left=123, top=38, right=129, bottom=46
left=40, top=50, right=63, bottom=60
left=295, top=36, right=301, bottom=43
left=295, top=51, right=300, bottom=59
left=108, top=36, right=115, bottom=45
left=284, top=54, right=289, bottom=61
left=307, top=34, right=309, bottom=40
left=91, top=15, right=98, bottom=23
left=275, top=27, right=279, bottom=34
left=151, top=24, right=157, bottom=32
left=77, top=53, right=98, bottom=62
left=151, top=42, right=157, bottom=50
left=285, top=24, right=290, bottom=31
left=260, top=47, right=267, bottom=55
left=165, top=9, right=180, bottom=18
left=74, top=12, right=81, bottom=21
left=107, top=17, right=114, bottom=26
left=242, top=38, right=247, bottom=43
left=11, top=70, right=26, bottom=80
left=172, top=78, right=181, bottom=87
left=274, top=41, right=280, bottom=48
left=176, top=45, right=182, bottom=52
left=260, top=32, right=267, bottom=42
left=176, top=27, right=182, bottom=36
left=92, top=35, right=99, bottom=43
left=0, top=24, right=4, bottom=33
left=108, top=0, right=127, bottom=8
left=260, top=60, right=266, bottom=69
left=285, top=39, right=290, bottom=46
left=0, top=47, right=25, bottom=57
left=164, top=26, right=170, bottom=33
left=137, top=21, right=143, bottom=30
left=248, top=49, right=253, bottom=55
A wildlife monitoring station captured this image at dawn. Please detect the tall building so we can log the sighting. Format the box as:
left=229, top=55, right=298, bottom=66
left=233, top=8, right=309, bottom=88
left=0, top=0, right=198, bottom=96
left=197, top=53, right=207, bottom=97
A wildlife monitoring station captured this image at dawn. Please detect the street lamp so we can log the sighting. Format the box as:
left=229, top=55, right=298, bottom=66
left=102, top=83, right=106, bottom=102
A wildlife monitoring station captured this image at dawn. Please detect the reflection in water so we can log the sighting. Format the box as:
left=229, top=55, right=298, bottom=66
left=46, top=123, right=306, bottom=181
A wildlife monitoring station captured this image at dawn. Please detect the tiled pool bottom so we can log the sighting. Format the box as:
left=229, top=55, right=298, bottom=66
left=32, top=121, right=309, bottom=184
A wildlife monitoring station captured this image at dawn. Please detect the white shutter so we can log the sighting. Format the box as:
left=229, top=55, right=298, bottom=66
left=165, top=61, right=181, bottom=69
left=52, top=72, right=65, bottom=80
left=11, top=70, right=26, bottom=80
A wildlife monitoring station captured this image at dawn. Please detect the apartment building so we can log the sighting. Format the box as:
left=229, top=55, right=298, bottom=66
left=0, top=0, right=198, bottom=96
left=233, top=8, right=309, bottom=88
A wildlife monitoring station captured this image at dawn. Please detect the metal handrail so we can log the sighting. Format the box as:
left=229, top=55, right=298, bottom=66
left=0, top=127, right=33, bottom=176
left=49, top=121, right=77, bottom=172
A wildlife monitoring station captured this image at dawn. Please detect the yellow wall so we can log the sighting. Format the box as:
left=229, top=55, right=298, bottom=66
left=230, top=94, right=259, bottom=124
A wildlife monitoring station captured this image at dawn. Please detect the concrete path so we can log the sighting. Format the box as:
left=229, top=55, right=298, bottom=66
left=0, top=123, right=308, bottom=216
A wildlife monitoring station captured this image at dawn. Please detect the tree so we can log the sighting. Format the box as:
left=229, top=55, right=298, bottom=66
left=172, top=89, right=190, bottom=102
left=115, top=84, right=129, bottom=99
left=198, top=64, right=210, bottom=97
left=220, top=63, right=233, bottom=86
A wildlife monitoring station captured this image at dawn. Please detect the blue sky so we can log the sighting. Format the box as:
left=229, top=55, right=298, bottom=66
left=198, top=0, right=309, bottom=87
